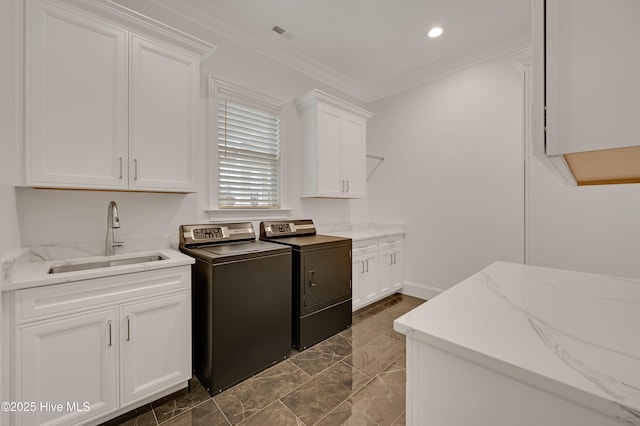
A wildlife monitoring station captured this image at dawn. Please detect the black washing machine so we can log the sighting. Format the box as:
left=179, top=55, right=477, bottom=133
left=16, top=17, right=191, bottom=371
left=179, top=222, right=292, bottom=394
left=260, top=219, right=352, bottom=350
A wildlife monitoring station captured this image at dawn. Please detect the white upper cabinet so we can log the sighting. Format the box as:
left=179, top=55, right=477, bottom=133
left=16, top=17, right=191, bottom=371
left=296, top=90, right=373, bottom=198
left=533, top=0, right=640, bottom=185
left=24, top=0, right=215, bottom=192
left=26, top=0, right=128, bottom=189
left=129, top=36, right=198, bottom=191
left=340, top=114, right=368, bottom=197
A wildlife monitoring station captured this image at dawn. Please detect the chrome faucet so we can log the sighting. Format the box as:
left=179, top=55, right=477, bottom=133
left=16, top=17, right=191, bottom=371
left=105, top=201, right=124, bottom=256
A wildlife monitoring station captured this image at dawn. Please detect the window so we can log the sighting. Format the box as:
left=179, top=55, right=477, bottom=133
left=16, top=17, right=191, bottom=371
left=215, top=84, right=282, bottom=209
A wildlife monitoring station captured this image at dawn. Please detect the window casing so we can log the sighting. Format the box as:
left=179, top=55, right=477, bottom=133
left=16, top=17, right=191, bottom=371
left=215, top=85, right=282, bottom=209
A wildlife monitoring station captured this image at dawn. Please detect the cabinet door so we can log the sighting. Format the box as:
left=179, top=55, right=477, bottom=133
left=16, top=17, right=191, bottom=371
left=315, top=103, right=344, bottom=197
left=340, top=114, right=367, bottom=198
left=27, top=0, right=128, bottom=189
left=379, top=248, right=403, bottom=296
left=352, top=254, right=379, bottom=309
left=360, top=252, right=379, bottom=304
left=17, top=309, right=118, bottom=426
left=545, top=0, right=640, bottom=155
left=129, top=37, right=199, bottom=191
left=390, top=248, right=403, bottom=291
left=351, top=256, right=364, bottom=311
left=120, top=292, right=191, bottom=406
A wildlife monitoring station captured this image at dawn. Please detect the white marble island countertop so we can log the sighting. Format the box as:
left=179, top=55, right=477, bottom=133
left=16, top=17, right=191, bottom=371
left=394, top=261, right=640, bottom=424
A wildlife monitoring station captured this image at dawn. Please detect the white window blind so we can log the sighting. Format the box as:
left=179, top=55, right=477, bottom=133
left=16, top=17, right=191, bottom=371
left=217, top=92, right=281, bottom=208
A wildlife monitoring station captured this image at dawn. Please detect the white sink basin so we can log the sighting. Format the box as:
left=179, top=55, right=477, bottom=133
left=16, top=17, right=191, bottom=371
left=48, top=254, right=167, bottom=274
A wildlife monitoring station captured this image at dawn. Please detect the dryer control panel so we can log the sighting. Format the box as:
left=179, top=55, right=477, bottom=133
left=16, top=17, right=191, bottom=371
left=260, top=219, right=317, bottom=238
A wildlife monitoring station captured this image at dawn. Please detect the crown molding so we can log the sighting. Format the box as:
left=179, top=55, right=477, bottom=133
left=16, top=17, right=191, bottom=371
left=294, top=89, right=373, bottom=119
left=510, top=47, right=534, bottom=69
left=147, top=0, right=530, bottom=103
left=147, top=0, right=367, bottom=99
left=364, top=35, right=533, bottom=103
left=52, top=0, right=216, bottom=58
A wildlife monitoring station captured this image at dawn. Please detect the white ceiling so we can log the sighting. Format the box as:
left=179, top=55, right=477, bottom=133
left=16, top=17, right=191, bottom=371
left=121, top=0, right=532, bottom=102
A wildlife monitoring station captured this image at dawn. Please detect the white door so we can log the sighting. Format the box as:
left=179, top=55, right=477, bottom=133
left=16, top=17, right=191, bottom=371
left=361, top=253, right=379, bottom=304
left=17, top=309, right=118, bottom=426
left=129, top=37, right=199, bottom=191
left=545, top=0, right=640, bottom=155
left=351, top=256, right=364, bottom=311
left=315, top=103, right=344, bottom=197
left=390, top=248, right=404, bottom=291
left=120, top=293, right=191, bottom=406
left=379, top=248, right=403, bottom=295
left=27, top=0, right=127, bottom=189
left=378, top=250, right=394, bottom=295
left=340, top=114, right=367, bottom=198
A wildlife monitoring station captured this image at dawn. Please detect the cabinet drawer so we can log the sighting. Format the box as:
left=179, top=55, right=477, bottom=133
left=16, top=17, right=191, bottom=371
left=15, top=266, right=190, bottom=324
left=352, top=238, right=378, bottom=255
left=378, top=235, right=404, bottom=250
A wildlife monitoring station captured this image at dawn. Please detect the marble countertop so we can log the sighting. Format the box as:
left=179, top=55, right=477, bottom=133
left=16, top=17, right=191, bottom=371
left=2, top=248, right=194, bottom=292
left=318, top=223, right=405, bottom=241
left=394, top=261, right=640, bottom=424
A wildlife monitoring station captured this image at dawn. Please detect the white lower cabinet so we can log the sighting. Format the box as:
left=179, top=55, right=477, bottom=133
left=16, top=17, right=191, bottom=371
left=352, top=235, right=404, bottom=311
left=9, top=266, right=191, bottom=426
left=120, top=293, right=191, bottom=406
left=352, top=239, right=379, bottom=311
left=17, top=309, right=118, bottom=426
left=378, top=236, right=404, bottom=294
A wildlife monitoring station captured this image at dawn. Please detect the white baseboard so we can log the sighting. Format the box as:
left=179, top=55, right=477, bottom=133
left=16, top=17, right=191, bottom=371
left=400, top=280, right=443, bottom=301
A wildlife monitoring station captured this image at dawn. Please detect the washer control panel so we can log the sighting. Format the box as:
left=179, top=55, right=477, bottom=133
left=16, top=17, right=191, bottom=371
left=180, top=223, right=256, bottom=246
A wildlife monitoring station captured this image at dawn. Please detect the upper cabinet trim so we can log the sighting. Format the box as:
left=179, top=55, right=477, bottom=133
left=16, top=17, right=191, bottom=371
left=48, top=0, right=216, bottom=59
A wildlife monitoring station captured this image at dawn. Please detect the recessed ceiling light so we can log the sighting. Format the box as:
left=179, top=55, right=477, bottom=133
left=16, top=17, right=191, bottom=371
left=428, top=26, right=444, bottom=38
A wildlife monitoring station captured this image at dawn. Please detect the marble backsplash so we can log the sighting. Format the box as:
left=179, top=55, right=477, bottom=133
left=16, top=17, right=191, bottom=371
left=28, top=236, right=172, bottom=261
left=0, top=237, right=171, bottom=284
left=316, top=222, right=405, bottom=235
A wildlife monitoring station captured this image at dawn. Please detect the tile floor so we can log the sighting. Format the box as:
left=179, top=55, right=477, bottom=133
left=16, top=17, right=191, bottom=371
left=102, top=294, right=425, bottom=426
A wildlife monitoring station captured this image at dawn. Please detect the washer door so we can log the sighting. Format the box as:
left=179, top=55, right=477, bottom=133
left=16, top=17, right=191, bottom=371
left=302, top=245, right=351, bottom=311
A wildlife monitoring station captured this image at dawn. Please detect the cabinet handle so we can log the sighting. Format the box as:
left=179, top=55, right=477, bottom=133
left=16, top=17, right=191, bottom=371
left=365, top=259, right=369, bottom=272
left=134, top=159, right=138, bottom=180
left=108, top=320, right=112, bottom=347
left=361, top=260, right=365, bottom=274
left=341, top=180, right=345, bottom=192
left=309, top=270, right=317, bottom=287
left=346, top=180, right=350, bottom=192
left=126, top=316, right=131, bottom=341
left=119, top=157, right=123, bottom=179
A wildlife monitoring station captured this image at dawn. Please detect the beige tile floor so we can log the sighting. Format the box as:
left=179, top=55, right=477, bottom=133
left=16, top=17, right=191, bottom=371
left=102, top=294, right=425, bottom=426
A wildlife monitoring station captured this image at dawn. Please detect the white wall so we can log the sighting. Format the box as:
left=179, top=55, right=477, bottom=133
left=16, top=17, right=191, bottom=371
left=527, top=153, right=640, bottom=279
left=14, top=3, right=367, bottom=249
left=366, top=56, right=526, bottom=295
